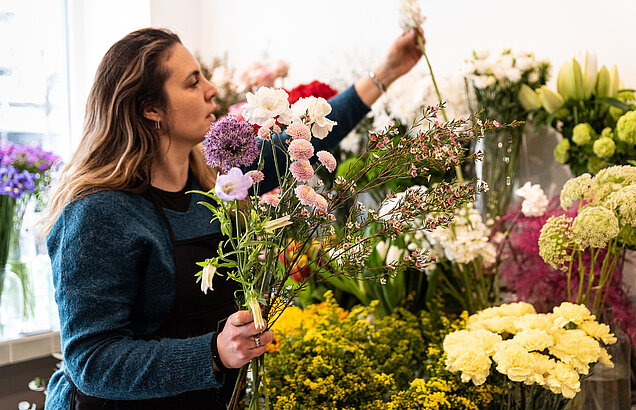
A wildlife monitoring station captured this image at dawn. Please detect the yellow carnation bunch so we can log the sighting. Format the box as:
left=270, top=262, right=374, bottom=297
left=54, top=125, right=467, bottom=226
left=443, top=301, right=616, bottom=402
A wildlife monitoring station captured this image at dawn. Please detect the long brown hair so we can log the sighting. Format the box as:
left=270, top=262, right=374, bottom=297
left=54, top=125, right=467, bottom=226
left=41, top=28, right=216, bottom=235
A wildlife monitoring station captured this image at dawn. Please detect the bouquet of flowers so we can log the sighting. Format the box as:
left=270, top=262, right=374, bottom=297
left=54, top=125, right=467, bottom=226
left=465, top=49, right=550, bottom=219
left=520, top=52, right=635, bottom=176
left=493, top=180, right=636, bottom=354
left=0, top=141, right=59, bottom=316
left=537, top=165, right=635, bottom=316
left=193, top=85, right=497, bottom=407
left=444, top=301, right=617, bottom=409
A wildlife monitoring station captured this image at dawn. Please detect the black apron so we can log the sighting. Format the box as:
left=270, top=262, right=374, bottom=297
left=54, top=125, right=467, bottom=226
left=66, top=189, right=241, bottom=409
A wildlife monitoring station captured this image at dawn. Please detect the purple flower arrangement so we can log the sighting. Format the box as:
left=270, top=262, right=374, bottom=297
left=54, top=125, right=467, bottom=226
left=0, top=141, right=60, bottom=200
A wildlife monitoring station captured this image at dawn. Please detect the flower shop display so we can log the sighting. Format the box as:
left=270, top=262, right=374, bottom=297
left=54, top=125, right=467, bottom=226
left=418, top=202, right=500, bottom=314
left=465, top=49, right=550, bottom=219
left=444, top=301, right=617, bottom=409
left=193, top=82, right=499, bottom=406
left=494, top=176, right=635, bottom=410
left=0, top=141, right=59, bottom=330
left=521, top=53, right=635, bottom=176
left=263, top=291, right=503, bottom=409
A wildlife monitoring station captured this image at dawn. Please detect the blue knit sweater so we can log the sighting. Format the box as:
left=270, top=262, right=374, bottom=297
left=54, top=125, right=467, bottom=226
left=45, top=85, right=369, bottom=408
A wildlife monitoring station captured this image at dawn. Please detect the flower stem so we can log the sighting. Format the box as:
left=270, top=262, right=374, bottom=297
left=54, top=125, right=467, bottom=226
left=416, top=33, right=464, bottom=183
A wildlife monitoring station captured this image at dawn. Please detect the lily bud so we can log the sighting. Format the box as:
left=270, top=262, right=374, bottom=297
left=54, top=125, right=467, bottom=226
left=557, top=62, right=570, bottom=101
left=609, top=65, right=620, bottom=97
left=519, top=84, right=542, bottom=111
left=538, top=86, right=565, bottom=114
left=596, top=66, right=610, bottom=98
left=566, top=58, right=585, bottom=100
left=582, top=51, right=597, bottom=99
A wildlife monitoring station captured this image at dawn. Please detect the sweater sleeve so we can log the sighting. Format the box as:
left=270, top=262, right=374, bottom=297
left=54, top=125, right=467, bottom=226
left=48, top=195, right=223, bottom=400
left=254, top=84, right=370, bottom=194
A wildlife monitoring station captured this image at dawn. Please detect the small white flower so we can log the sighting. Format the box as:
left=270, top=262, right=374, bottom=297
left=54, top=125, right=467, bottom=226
left=243, top=86, right=293, bottom=126
left=291, top=96, right=337, bottom=139
left=515, top=181, right=549, bottom=217
left=201, top=263, right=216, bottom=294
left=398, top=0, right=426, bottom=31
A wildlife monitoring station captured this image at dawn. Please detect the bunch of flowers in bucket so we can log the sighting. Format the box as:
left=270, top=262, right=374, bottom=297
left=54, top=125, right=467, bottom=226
left=191, top=85, right=501, bottom=408
left=444, top=301, right=616, bottom=409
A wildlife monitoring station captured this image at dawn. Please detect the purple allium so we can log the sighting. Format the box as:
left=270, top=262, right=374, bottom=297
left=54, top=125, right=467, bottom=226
left=215, top=167, right=253, bottom=201
left=203, top=115, right=259, bottom=172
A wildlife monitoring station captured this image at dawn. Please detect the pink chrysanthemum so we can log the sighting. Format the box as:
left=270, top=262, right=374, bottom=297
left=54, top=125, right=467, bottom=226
left=316, top=150, right=337, bottom=173
left=295, top=185, right=317, bottom=206
left=289, top=159, right=314, bottom=182
left=259, top=193, right=280, bottom=207
left=286, top=122, right=311, bottom=141
left=246, top=170, right=265, bottom=183
left=258, top=118, right=281, bottom=141
left=288, top=139, right=314, bottom=161
left=314, top=194, right=328, bottom=212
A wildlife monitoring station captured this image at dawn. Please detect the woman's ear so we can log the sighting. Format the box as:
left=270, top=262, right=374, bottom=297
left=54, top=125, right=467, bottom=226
left=143, top=105, right=162, bottom=123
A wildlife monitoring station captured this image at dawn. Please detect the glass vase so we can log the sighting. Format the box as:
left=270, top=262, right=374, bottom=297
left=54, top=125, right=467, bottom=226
left=477, top=126, right=523, bottom=221
left=0, top=267, right=25, bottom=339
left=570, top=326, right=632, bottom=410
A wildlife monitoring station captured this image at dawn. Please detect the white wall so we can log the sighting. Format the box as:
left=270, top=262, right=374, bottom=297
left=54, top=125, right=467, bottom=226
left=150, top=0, right=636, bottom=89
left=67, top=0, right=636, bottom=150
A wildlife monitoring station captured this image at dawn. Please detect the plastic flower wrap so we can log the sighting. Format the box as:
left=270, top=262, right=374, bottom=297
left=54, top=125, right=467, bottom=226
left=444, top=301, right=616, bottom=407
left=192, top=86, right=493, bottom=407
left=522, top=52, right=636, bottom=176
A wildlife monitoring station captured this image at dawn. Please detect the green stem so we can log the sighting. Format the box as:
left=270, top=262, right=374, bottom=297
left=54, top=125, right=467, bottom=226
left=416, top=33, right=464, bottom=183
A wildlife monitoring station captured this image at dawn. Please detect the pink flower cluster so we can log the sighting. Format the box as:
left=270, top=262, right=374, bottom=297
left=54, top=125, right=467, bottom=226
left=290, top=159, right=314, bottom=182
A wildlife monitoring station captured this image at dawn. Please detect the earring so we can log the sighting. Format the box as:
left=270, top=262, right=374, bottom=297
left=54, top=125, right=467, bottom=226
left=155, top=121, right=160, bottom=130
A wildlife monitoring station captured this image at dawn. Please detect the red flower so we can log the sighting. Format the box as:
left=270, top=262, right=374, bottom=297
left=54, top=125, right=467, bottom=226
left=286, top=81, right=338, bottom=105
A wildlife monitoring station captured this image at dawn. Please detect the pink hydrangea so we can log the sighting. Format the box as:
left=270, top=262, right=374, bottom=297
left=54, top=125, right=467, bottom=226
left=290, top=159, right=314, bottom=182
left=258, top=118, right=281, bottom=141
left=314, top=194, right=328, bottom=212
left=316, top=150, right=337, bottom=173
left=295, top=185, right=317, bottom=206
left=246, top=170, right=265, bottom=183
left=286, top=122, right=311, bottom=141
left=288, top=139, right=314, bottom=161
left=260, top=193, right=280, bottom=207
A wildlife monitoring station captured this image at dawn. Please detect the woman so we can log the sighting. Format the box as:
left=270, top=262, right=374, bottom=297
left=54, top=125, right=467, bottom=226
left=42, top=26, right=423, bottom=408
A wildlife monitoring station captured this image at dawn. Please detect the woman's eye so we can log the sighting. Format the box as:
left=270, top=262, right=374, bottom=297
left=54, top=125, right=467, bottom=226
left=190, top=80, right=199, bottom=88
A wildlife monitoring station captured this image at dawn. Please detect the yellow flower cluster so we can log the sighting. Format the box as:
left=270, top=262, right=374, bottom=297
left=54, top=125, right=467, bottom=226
left=443, top=301, right=616, bottom=399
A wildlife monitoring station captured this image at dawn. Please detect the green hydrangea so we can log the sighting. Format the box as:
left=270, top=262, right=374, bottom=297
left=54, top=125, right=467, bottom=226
left=608, top=91, right=635, bottom=122
left=592, top=137, right=616, bottom=159
left=572, top=123, right=596, bottom=146
left=600, top=127, right=615, bottom=141
left=618, top=90, right=636, bottom=102
left=572, top=205, right=619, bottom=248
left=587, top=155, right=608, bottom=174
left=616, top=111, right=636, bottom=145
left=618, top=225, right=636, bottom=247
left=554, top=138, right=571, bottom=164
